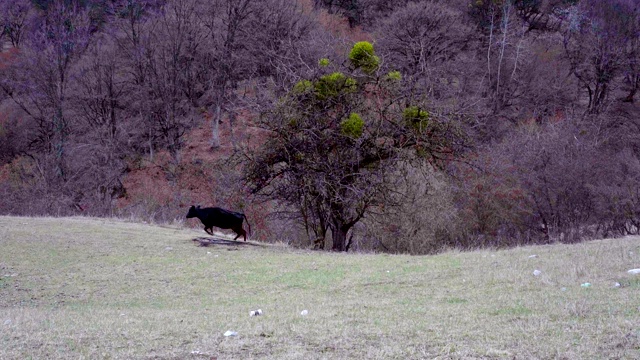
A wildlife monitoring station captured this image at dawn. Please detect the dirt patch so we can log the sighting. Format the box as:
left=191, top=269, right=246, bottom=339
left=191, top=237, right=261, bottom=247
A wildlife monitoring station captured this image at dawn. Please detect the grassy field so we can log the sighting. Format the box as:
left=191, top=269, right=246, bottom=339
left=0, top=216, right=639, bottom=359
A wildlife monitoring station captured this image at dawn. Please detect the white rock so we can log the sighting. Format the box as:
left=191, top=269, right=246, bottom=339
left=628, top=269, right=640, bottom=275
left=561, top=287, right=567, bottom=292
left=528, top=255, right=538, bottom=258
left=614, top=282, right=621, bottom=288
left=581, top=282, right=592, bottom=288
left=300, top=310, right=308, bottom=316
left=533, top=270, right=542, bottom=276
left=164, top=247, right=173, bottom=251
left=3, top=319, right=11, bottom=326
left=223, top=330, right=238, bottom=337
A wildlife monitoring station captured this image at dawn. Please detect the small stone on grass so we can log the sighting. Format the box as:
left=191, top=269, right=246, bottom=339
left=533, top=270, right=542, bottom=276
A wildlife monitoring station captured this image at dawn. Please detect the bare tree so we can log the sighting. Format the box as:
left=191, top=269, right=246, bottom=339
left=68, top=32, right=131, bottom=212
left=562, top=0, right=639, bottom=114
left=200, top=0, right=256, bottom=149
left=376, top=0, right=475, bottom=98
left=0, top=0, right=34, bottom=48
left=1, top=1, right=91, bottom=181
left=142, top=0, right=203, bottom=167
left=314, top=0, right=363, bottom=27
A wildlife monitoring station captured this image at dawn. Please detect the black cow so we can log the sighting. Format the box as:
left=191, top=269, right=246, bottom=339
left=186, top=205, right=251, bottom=241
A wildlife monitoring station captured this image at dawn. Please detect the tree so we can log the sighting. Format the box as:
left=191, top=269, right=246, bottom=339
left=142, top=0, right=203, bottom=167
left=199, top=0, right=322, bottom=149
left=199, top=0, right=256, bottom=149
left=247, top=0, right=323, bottom=89
left=1, top=0, right=91, bottom=182
left=244, top=42, right=463, bottom=251
left=562, top=0, right=639, bottom=114
left=68, top=32, right=131, bottom=212
left=0, top=0, right=34, bottom=48
left=376, top=1, right=475, bottom=101
left=314, top=0, right=362, bottom=28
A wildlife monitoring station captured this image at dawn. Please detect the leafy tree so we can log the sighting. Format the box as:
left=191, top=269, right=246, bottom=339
left=244, top=42, right=463, bottom=251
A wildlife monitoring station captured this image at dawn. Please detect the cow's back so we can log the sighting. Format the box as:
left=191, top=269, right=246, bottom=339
left=201, top=207, right=242, bottom=229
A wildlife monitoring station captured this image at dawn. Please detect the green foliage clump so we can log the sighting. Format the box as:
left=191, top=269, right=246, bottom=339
left=293, top=79, right=313, bottom=94
left=386, top=71, right=402, bottom=81
left=318, top=58, right=331, bottom=67
left=323, top=72, right=346, bottom=83
left=403, top=106, right=430, bottom=131
left=315, top=72, right=357, bottom=98
left=349, top=41, right=379, bottom=74
left=344, top=77, right=357, bottom=89
left=340, top=113, right=365, bottom=138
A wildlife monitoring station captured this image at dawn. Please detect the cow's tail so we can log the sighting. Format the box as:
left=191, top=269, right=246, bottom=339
left=243, top=214, right=252, bottom=238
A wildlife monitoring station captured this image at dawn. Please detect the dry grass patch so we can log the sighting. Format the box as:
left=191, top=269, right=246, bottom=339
left=1, top=216, right=639, bottom=359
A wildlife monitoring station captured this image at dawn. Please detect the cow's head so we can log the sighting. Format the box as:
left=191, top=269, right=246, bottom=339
left=186, top=205, right=200, bottom=218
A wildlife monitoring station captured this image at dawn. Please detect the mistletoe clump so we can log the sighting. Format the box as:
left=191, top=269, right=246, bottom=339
left=293, top=79, right=314, bottom=93
left=403, top=106, right=430, bottom=132
left=340, top=113, right=365, bottom=138
left=349, top=41, right=380, bottom=74
left=315, top=72, right=357, bottom=98
left=386, top=70, right=402, bottom=81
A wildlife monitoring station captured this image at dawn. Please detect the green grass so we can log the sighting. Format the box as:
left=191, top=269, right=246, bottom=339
left=1, top=216, right=639, bottom=359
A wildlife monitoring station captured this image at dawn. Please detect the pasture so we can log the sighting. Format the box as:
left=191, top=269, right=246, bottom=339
left=0, top=216, right=639, bottom=359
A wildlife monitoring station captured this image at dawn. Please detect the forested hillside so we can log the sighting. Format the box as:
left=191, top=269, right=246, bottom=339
left=1, top=0, right=639, bottom=253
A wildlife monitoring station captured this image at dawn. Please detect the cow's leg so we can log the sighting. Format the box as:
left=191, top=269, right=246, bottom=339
left=232, top=227, right=246, bottom=241
left=204, top=227, right=214, bottom=235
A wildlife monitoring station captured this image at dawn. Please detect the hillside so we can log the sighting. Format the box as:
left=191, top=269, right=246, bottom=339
left=2, top=0, right=640, bottom=252
left=1, top=216, right=639, bottom=359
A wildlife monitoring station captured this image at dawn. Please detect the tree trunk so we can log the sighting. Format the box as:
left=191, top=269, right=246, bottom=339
left=331, top=226, right=348, bottom=251
left=211, top=103, right=221, bottom=149
left=53, top=108, right=67, bottom=180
